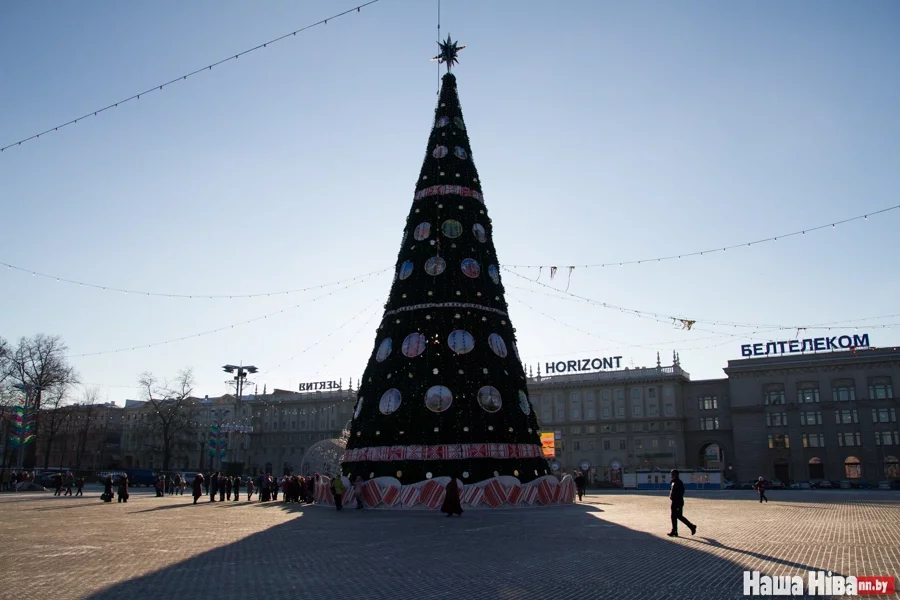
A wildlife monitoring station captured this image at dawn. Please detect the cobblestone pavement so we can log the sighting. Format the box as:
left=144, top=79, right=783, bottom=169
left=1, top=488, right=898, bottom=600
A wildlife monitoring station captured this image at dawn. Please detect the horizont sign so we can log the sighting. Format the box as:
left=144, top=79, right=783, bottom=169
left=741, top=334, right=870, bottom=357
left=546, top=357, right=623, bottom=374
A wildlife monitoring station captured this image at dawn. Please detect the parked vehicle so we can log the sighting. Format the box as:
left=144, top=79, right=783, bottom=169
left=790, top=482, right=812, bottom=489
left=769, top=479, right=785, bottom=489
left=817, top=480, right=833, bottom=488
left=722, top=480, right=735, bottom=489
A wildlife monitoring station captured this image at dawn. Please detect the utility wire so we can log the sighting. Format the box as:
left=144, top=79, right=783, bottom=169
left=0, top=260, right=390, bottom=299
left=504, top=204, right=899, bottom=269
left=1, top=1, right=381, bottom=154
left=68, top=273, right=382, bottom=357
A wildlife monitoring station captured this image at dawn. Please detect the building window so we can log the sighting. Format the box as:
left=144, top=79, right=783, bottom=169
left=601, top=406, right=611, bottom=419
left=799, top=411, right=822, bottom=426
left=619, top=440, right=626, bottom=450
left=651, top=439, right=659, bottom=448
left=844, top=456, right=862, bottom=479
left=648, top=388, right=657, bottom=399
left=664, top=403, right=675, bottom=416
left=766, top=412, right=788, bottom=427
left=868, top=378, right=893, bottom=400
left=875, top=431, right=900, bottom=446
left=837, top=432, right=861, bottom=447
left=802, top=433, right=825, bottom=448
left=588, top=441, right=596, bottom=450
left=616, top=406, right=625, bottom=417
left=571, top=426, right=582, bottom=435
left=603, top=440, right=610, bottom=450
left=616, top=389, right=625, bottom=400
left=573, top=441, right=581, bottom=451
left=647, top=404, right=658, bottom=416
left=542, top=406, right=552, bottom=422
left=632, top=405, right=643, bottom=417
left=649, top=422, right=659, bottom=431
left=700, top=417, right=719, bottom=431
left=767, top=434, right=790, bottom=449
left=872, top=408, right=897, bottom=423
left=631, top=389, right=641, bottom=400
left=556, top=403, right=565, bottom=420
left=570, top=393, right=581, bottom=420
left=585, top=393, right=596, bottom=419
left=631, top=423, right=643, bottom=432
left=664, top=385, right=674, bottom=399
left=668, top=438, right=676, bottom=448
left=835, top=409, right=859, bottom=425
left=698, top=396, right=718, bottom=410
left=764, top=390, right=785, bottom=405
left=832, top=381, right=856, bottom=402
left=634, top=439, right=643, bottom=450
left=797, top=384, right=820, bottom=403
left=601, top=425, right=611, bottom=433
left=617, top=424, right=626, bottom=432
left=587, top=425, right=597, bottom=434
left=602, top=390, right=610, bottom=401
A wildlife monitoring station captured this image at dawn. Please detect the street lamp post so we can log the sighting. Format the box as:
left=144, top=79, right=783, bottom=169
left=12, top=383, right=44, bottom=470
left=222, top=364, right=257, bottom=468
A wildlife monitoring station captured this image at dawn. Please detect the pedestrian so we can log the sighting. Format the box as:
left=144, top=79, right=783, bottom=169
left=753, top=477, right=768, bottom=503
left=233, top=475, right=241, bottom=501
left=271, top=475, right=279, bottom=501
left=192, top=474, right=204, bottom=505
left=54, top=472, right=63, bottom=496
left=155, top=476, right=164, bottom=497
left=574, top=471, right=586, bottom=502
left=102, top=475, right=114, bottom=502
left=246, top=476, right=255, bottom=501
left=75, top=476, right=84, bottom=496
left=64, top=472, right=74, bottom=496
left=330, top=475, right=345, bottom=511
left=225, top=475, right=232, bottom=501
left=0, top=469, right=9, bottom=491
left=117, top=474, right=129, bottom=503
left=440, top=475, right=463, bottom=517
left=353, top=476, right=365, bottom=509
left=667, top=469, right=696, bottom=537
left=210, top=471, right=219, bottom=502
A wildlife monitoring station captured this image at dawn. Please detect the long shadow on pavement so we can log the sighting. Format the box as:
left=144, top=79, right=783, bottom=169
left=85, top=499, right=839, bottom=600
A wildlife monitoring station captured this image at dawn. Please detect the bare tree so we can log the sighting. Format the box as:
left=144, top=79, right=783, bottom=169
left=8, top=334, right=78, bottom=468
left=138, top=369, right=197, bottom=472
left=36, top=387, right=73, bottom=469
left=73, top=387, right=102, bottom=469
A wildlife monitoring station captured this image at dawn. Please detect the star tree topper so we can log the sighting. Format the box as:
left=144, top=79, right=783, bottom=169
left=432, top=34, right=466, bottom=72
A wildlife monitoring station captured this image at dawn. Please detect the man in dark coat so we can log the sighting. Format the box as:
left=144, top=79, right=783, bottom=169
left=753, top=477, right=769, bottom=503
left=218, top=474, right=226, bottom=501
left=574, top=471, right=586, bottom=502
left=440, top=476, right=463, bottom=517
left=209, top=471, right=219, bottom=502
left=667, top=470, right=696, bottom=537
left=225, top=475, right=232, bottom=500
left=192, top=474, right=204, bottom=504
left=117, top=474, right=129, bottom=503
left=233, top=475, right=241, bottom=501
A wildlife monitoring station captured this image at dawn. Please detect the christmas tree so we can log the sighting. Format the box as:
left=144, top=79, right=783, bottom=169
left=342, top=37, right=549, bottom=487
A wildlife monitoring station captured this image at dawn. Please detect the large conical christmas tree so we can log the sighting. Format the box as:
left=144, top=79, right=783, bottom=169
left=342, top=37, right=549, bottom=486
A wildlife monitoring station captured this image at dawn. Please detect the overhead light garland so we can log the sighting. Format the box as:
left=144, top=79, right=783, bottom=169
left=504, top=204, right=899, bottom=270
left=1, top=1, right=381, bottom=154
left=67, top=274, right=385, bottom=357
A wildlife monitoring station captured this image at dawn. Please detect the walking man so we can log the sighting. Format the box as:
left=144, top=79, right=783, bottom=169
left=667, top=469, right=697, bottom=538
left=753, top=477, right=768, bottom=503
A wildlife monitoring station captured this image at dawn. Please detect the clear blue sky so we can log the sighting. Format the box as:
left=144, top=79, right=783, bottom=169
left=2, top=1, right=898, bottom=404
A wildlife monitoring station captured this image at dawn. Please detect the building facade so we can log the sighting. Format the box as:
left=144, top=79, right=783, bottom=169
left=245, top=387, right=355, bottom=476
left=531, top=346, right=900, bottom=485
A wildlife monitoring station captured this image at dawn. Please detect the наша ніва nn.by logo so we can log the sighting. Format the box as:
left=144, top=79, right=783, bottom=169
left=743, top=571, right=895, bottom=595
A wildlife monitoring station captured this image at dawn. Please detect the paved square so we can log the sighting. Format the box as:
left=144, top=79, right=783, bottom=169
left=1, top=487, right=898, bottom=599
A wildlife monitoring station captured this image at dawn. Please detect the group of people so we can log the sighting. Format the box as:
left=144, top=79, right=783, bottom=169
left=101, top=474, right=130, bottom=503
left=154, top=473, right=186, bottom=496
left=52, top=471, right=85, bottom=496
left=0, top=469, right=35, bottom=491
left=188, top=472, right=324, bottom=505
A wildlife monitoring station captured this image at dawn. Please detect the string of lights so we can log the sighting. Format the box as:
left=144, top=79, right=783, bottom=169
left=503, top=268, right=900, bottom=332
left=307, top=301, right=383, bottom=382
left=1, top=1, right=381, bottom=154
left=0, top=259, right=391, bottom=299
left=503, top=204, right=899, bottom=270
left=67, top=273, right=380, bottom=358
left=505, top=293, right=766, bottom=356
left=261, top=296, right=386, bottom=377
